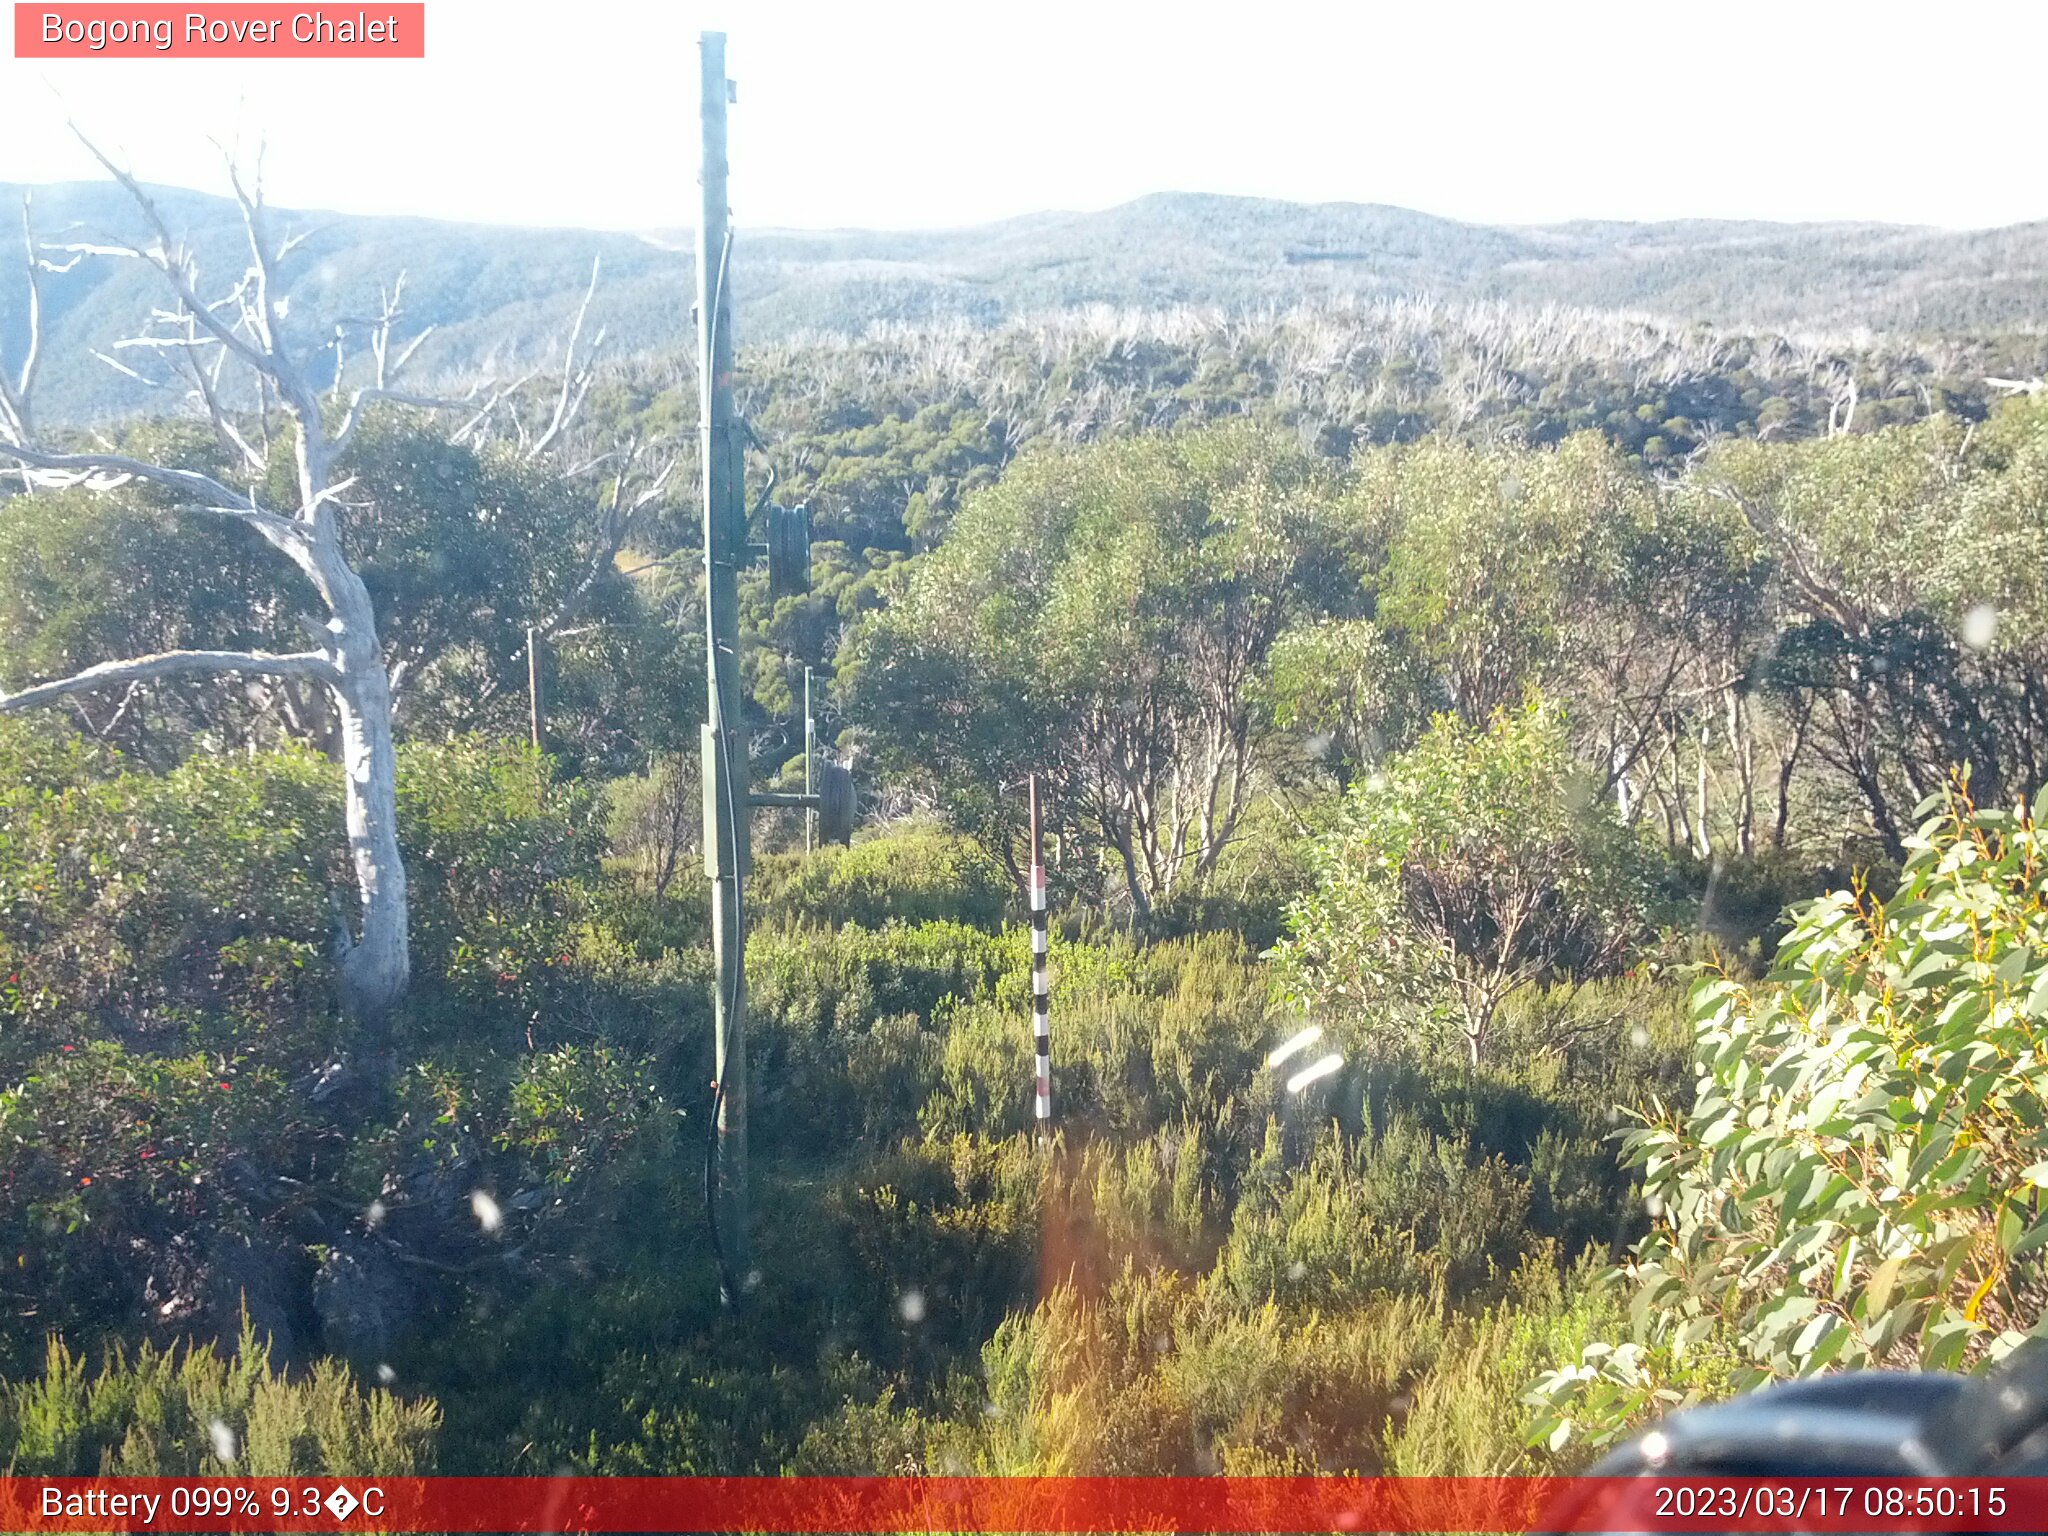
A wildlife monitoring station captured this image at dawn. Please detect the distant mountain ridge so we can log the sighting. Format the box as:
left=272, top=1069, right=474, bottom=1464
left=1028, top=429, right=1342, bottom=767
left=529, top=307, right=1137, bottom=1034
left=3, top=183, right=2045, bottom=422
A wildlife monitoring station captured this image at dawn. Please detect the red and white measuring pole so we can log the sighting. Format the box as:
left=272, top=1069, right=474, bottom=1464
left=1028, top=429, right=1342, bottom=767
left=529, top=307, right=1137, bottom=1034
left=1028, top=773, right=1052, bottom=1144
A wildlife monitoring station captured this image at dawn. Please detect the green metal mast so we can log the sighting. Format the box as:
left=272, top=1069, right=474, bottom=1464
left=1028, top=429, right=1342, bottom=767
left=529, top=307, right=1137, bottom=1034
left=694, top=30, right=855, bottom=1302
left=697, top=29, right=750, bottom=1292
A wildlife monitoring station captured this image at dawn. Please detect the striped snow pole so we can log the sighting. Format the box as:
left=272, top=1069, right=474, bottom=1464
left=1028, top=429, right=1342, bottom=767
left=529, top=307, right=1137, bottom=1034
left=1029, top=774, right=1052, bottom=1143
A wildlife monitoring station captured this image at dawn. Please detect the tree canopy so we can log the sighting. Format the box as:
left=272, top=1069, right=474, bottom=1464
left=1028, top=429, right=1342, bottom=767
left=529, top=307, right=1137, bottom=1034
left=1275, top=702, right=1663, bottom=1064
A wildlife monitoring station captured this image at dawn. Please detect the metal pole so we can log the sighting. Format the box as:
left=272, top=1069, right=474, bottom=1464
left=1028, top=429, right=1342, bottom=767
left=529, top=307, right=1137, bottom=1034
left=697, top=29, right=749, bottom=1288
left=525, top=625, right=544, bottom=751
left=1029, top=773, right=1052, bottom=1146
left=804, top=666, right=815, bottom=855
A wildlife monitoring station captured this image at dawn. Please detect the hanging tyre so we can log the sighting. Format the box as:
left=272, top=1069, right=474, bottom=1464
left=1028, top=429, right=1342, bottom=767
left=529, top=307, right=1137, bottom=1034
left=767, top=502, right=812, bottom=597
left=816, top=761, right=856, bottom=845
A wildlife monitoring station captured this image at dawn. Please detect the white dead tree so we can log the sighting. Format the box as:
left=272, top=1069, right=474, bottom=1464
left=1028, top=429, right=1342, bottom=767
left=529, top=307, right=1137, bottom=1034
left=0, top=142, right=470, bottom=1026
left=0, top=203, right=37, bottom=452
left=541, top=432, right=679, bottom=633
left=0, top=195, right=77, bottom=485
left=453, top=258, right=680, bottom=659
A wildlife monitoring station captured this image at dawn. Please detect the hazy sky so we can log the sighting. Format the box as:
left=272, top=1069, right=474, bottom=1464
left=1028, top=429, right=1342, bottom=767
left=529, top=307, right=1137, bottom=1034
left=3, top=0, right=2044, bottom=233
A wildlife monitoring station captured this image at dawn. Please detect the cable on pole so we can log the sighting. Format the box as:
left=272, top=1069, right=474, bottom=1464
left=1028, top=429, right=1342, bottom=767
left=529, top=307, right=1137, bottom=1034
left=700, top=221, right=745, bottom=1309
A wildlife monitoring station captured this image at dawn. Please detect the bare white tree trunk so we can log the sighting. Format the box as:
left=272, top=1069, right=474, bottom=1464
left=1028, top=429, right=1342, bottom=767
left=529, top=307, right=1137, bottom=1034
left=327, top=560, right=410, bottom=1019
left=0, top=142, right=470, bottom=1025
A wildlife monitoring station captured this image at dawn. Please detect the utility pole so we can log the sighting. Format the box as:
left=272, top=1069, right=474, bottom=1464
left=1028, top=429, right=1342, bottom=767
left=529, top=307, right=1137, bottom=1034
left=693, top=30, right=854, bottom=1301
left=698, top=29, right=750, bottom=1292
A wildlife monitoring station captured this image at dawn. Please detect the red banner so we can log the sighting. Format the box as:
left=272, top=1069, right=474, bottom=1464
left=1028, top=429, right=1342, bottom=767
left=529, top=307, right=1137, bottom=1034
left=13, top=4, right=424, bottom=58
left=2, top=1476, right=2047, bottom=1532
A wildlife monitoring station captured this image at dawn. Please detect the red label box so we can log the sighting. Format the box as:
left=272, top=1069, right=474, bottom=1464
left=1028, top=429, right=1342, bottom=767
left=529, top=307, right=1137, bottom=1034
left=14, top=3, right=425, bottom=56
left=4, top=1476, right=2048, bottom=1533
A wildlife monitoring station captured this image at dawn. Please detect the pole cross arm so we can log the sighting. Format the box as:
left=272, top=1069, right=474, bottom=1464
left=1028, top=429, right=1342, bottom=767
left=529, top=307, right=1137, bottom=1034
left=746, top=790, right=818, bottom=809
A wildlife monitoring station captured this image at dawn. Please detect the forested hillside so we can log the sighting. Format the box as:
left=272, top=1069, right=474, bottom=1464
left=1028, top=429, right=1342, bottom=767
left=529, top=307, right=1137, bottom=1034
left=2, top=163, right=2047, bottom=1479
left=7, top=179, right=2048, bottom=421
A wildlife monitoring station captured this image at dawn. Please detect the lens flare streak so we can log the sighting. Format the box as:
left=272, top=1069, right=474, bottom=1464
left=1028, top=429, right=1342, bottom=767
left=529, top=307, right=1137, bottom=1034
left=1285, top=1052, right=1344, bottom=1094
left=1265, top=1025, right=1323, bottom=1070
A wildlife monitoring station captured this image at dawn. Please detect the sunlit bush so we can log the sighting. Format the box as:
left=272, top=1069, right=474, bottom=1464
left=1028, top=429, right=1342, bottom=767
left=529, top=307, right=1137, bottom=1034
left=1530, top=784, right=2048, bottom=1452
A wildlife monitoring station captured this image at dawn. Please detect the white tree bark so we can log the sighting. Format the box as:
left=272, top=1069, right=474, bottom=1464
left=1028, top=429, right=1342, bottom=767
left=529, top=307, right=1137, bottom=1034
left=0, top=142, right=464, bottom=1025
left=307, top=534, right=413, bottom=1020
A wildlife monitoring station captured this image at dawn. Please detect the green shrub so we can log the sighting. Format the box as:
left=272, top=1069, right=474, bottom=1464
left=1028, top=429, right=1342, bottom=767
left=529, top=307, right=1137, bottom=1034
left=0, top=725, right=341, bottom=1066
left=955, top=1262, right=1450, bottom=1474
left=396, top=738, right=602, bottom=1018
left=1274, top=701, right=1667, bottom=1065
left=744, top=921, right=1019, bottom=1154
left=751, top=920, right=1017, bottom=1038
left=0, top=701, right=1710, bottom=1481
left=0, top=726, right=667, bottom=1369
left=922, top=932, right=1273, bottom=1149
left=0, top=1323, right=437, bottom=1475
left=0, top=1043, right=297, bottom=1354
left=789, top=1386, right=933, bottom=1475
left=757, top=825, right=1012, bottom=931
left=820, top=1135, right=1042, bottom=1373
left=1219, top=1119, right=1529, bottom=1309
left=500, top=1044, right=675, bottom=1190
left=1069, top=1126, right=1214, bottom=1273
left=1383, top=1249, right=1620, bottom=1474
left=603, top=753, right=697, bottom=901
